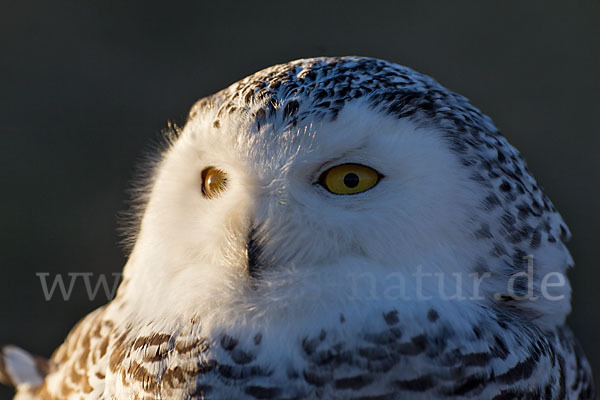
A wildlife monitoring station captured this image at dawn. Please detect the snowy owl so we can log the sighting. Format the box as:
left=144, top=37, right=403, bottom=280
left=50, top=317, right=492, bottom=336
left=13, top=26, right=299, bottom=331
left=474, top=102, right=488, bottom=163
left=1, top=56, right=594, bottom=399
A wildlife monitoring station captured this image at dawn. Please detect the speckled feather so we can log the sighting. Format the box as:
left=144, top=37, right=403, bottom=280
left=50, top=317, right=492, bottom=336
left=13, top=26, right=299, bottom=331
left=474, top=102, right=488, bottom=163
left=1, top=57, right=594, bottom=399
left=21, top=303, right=594, bottom=399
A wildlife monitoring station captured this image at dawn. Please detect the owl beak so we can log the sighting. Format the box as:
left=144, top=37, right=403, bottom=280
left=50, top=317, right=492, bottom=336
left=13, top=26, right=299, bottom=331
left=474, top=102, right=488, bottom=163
left=247, top=226, right=263, bottom=278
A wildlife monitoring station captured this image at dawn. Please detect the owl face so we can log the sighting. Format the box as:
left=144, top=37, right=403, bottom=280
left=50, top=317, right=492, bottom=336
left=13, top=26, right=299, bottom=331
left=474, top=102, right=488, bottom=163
left=122, top=57, right=571, bottom=330
left=128, top=102, right=479, bottom=316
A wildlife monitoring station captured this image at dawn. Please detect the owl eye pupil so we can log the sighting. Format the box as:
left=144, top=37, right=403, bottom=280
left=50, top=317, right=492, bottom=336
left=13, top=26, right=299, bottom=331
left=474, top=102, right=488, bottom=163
left=343, top=173, right=360, bottom=188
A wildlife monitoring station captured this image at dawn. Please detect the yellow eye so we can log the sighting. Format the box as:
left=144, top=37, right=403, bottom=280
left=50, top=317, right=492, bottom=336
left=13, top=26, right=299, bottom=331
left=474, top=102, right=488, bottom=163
left=201, top=167, right=227, bottom=199
left=319, top=163, right=381, bottom=195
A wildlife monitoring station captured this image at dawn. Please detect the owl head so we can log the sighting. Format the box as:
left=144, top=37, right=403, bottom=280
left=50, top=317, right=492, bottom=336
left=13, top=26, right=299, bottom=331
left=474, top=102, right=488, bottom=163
left=119, top=57, right=573, bottom=332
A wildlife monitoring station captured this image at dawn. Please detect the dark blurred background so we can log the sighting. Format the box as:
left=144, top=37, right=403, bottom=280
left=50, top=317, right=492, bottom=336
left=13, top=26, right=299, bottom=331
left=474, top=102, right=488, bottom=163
left=1, top=1, right=598, bottom=398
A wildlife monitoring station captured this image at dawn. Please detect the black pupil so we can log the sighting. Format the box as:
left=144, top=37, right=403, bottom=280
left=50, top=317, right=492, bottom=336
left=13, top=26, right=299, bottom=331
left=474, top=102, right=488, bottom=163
left=343, top=173, right=360, bottom=188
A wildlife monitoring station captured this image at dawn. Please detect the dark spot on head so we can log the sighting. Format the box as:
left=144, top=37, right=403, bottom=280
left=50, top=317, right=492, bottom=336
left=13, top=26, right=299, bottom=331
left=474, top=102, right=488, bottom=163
left=530, top=230, right=541, bottom=249
left=253, top=333, right=262, bottom=345
left=302, top=337, right=319, bottom=356
left=383, top=310, right=399, bottom=326
left=484, top=194, right=501, bottom=210
left=427, top=309, right=439, bottom=322
left=499, top=181, right=511, bottom=192
left=319, top=329, right=326, bottom=341
left=231, top=349, right=255, bottom=365
left=220, top=335, right=238, bottom=351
